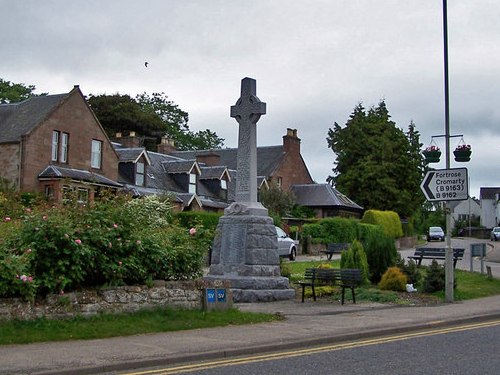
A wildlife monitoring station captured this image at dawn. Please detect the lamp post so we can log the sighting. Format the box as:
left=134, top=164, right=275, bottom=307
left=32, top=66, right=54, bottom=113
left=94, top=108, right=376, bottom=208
left=442, top=0, right=454, bottom=303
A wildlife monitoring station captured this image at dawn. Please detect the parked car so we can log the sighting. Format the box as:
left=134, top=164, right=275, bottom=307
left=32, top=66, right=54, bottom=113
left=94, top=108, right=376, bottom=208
left=275, top=226, right=297, bottom=261
left=427, top=226, right=445, bottom=242
left=491, top=227, right=500, bottom=241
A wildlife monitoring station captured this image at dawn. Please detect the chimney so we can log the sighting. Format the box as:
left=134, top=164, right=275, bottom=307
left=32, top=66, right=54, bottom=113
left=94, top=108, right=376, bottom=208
left=283, top=128, right=300, bottom=154
left=157, top=136, right=177, bottom=154
left=116, top=131, right=141, bottom=148
left=196, top=152, right=221, bottom=166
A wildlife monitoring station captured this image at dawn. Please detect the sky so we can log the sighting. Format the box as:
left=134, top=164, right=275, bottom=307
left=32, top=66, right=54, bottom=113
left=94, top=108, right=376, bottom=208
left=2, top=0, right=499, bottom=199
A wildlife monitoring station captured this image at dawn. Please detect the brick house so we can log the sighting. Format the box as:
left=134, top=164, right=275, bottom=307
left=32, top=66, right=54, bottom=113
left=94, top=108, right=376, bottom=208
left=1, top=87, right=361, bottom=217
left=171, top=128, right=314, bottom=190
left=0, top=86, right=121, bottom=202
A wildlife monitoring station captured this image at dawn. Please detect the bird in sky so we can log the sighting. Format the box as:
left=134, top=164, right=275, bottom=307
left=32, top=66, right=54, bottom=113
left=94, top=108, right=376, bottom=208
left=144, top=62, right=149, bottom=68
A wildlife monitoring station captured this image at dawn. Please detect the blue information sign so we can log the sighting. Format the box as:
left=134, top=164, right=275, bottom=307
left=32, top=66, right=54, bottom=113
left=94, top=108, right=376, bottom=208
left=217, top=289, right=226, bottom=302
left=206, top=289, right=216, bottom=303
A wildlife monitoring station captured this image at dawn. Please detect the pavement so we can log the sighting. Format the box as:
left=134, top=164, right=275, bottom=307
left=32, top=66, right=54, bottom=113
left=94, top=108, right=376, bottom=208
left=1, top=239, right=500, bottom=375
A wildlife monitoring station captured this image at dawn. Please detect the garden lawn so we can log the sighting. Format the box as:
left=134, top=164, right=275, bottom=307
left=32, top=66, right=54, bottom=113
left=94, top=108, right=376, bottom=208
left=0, top=307, right=280, bottom=345
left=287, top=260, right=500, bottom=303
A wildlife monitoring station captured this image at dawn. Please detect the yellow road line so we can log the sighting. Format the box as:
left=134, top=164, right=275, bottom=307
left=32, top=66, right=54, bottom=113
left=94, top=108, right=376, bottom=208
left=122, top=319, right=500, bottom=375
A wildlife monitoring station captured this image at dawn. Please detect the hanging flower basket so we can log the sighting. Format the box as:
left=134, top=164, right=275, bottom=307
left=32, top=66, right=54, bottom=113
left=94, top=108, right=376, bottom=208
left=454, top=144, right=471, bottom=162
left=423, top=146, right=441, bottom=163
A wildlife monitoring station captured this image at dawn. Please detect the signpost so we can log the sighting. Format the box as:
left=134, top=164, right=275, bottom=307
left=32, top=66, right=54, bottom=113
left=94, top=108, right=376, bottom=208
left=420, top=168, right=468, bottom=202
left=420, top=167, right=468, bottom=303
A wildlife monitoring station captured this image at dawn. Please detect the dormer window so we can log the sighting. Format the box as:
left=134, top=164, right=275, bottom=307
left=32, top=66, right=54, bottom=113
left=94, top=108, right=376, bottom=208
left=189, top=173, right=197, bottom=194
left=136, top=162, right=145, bottom=186
left=220, top=179, right=227, bottom=200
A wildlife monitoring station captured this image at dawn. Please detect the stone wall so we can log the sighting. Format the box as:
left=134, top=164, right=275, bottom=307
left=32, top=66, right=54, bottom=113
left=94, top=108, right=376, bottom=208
left=0, top=281, right=203, bottom=321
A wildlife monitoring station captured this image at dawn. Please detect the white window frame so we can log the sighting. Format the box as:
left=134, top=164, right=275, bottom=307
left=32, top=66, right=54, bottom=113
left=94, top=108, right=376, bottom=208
left=51, top=131, right=59, bottom=161
left=60, top=132, right=69, bottom=163
left=91, top=140, right=102, bottom=169
left=136, top=162, right=145, bottom=186
left=188, top=173, right=197, bottom=194
left=77, top=188, right=89, bottom=204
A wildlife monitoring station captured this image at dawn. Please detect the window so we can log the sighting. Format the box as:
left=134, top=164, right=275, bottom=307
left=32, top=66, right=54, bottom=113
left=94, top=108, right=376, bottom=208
left=220, top=179, right=227, bottom=200
left=60, top=132, right=69, bottom=163
left=91, top=140, right=102, bottom=169
left=189, top=173, right=197, bottom=194
left=51, top=131, right=59, bottom=161
left=51, top=131, right=69, bottom=163
left=77, top=188, right=89, bottom=204
left=44, top=185, right=54, bottom=200
left=136, top=162, right=145, bottom=186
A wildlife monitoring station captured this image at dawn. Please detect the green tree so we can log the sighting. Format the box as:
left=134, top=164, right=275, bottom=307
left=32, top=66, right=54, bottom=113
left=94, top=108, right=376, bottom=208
left=88, top=94, right=165, bottom=139
left=259, top=182, right=296, bottom=218
left=0, top=78, right=46, bottom=104
left=327, top=101, right=425, bottom=217
left=89, top=92, right=224, bottom=151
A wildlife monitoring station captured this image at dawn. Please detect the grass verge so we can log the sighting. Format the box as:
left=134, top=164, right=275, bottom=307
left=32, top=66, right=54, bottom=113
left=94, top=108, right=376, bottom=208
left=0, top=307, right=280, bottom=346
left=286, top=260, right=500, bottom=303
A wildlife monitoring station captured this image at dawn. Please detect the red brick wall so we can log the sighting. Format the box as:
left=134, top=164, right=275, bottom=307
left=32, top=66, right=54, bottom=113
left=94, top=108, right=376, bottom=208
left=273, top=130, right=314, bottom=190
left=20, top=89, right=119, bottom=192
left=0, top=143, right=20, bottom=189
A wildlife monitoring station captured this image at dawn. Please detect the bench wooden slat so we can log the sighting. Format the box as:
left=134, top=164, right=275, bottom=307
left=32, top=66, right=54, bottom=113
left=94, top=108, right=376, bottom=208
left=408, top=247, right=465, bottom=268
left=299, top=268, right=362, bottom=304
left=320, top=242, right=350, bottom=260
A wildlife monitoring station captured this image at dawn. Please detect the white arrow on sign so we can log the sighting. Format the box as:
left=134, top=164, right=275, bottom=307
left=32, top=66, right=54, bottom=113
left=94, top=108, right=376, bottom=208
left=420, top=168, right=468, bottom=201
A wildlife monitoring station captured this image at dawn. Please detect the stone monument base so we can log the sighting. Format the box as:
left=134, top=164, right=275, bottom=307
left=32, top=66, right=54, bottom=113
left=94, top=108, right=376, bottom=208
left=203, top=275, right=296, bottom=303
left=206, top=211, right=295, bottom=303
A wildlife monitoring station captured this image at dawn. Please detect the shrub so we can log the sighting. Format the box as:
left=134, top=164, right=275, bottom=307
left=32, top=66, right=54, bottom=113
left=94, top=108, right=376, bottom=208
left=378, top=267, right=408, bottom=292
left=361, top=227, right=397, bottom=284
left=395, top=255, right=421, bottom=286
left=423, top=260, right=446, bottom=293
left=0, top=195, right=208, bottom=300
left=340, top=240, right=369, bottom=284
left=361, top=210, right=403, bottom=239
left=302, top=217, right=358, bottom=245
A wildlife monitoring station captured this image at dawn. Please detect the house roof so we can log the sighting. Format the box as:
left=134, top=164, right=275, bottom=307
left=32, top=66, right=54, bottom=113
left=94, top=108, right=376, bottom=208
left=162, top=159, right=199, bottom=174
left=38, top=165, right=122, bottom=188
left=199, top=166, right=230, bottom=180
left=171, top=145, right=285, bottom=177
left=480, top=187, right=500, bottom=200
left=115, top=148, right=151, bottom=165
left=0, top=93, right=70, bottom=143
left=291, top=183, right=363, bottom=210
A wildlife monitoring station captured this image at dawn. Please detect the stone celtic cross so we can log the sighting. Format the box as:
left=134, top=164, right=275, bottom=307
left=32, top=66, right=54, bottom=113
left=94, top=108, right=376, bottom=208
left=230, top=77, right=266, bottom=203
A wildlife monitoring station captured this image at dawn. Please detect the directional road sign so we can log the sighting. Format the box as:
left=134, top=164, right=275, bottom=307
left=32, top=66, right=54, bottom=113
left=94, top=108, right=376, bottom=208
left=420, top=168, right=468, bottom=202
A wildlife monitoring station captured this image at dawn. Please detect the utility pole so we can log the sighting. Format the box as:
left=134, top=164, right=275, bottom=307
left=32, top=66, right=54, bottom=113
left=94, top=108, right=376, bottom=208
left=443, top=0, right=454, bottom=303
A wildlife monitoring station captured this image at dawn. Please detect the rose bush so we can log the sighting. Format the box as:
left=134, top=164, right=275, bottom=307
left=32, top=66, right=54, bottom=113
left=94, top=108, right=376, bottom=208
left=0, top=193, right=209, bottom=300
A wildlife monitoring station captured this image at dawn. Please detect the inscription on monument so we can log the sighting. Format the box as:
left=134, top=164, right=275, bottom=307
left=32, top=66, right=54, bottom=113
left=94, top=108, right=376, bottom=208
left=220, top=224, right=247, bottom=264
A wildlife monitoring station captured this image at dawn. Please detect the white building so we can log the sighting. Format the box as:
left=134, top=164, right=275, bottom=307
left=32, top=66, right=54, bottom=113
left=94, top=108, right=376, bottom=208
left=479, top=187, right=500, bottom=228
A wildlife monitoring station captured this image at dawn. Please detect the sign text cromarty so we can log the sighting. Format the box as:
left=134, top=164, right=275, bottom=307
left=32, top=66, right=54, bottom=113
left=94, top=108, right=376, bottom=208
left=420, top=168, right=468, bottom=201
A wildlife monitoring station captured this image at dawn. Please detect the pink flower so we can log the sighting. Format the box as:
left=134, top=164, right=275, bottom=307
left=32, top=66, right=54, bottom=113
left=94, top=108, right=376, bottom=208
left=42, top=215, right=48, bottom=221
left=189, top=228, right=197, bottom=236
left=108, top=242, right=113, bottom=248
left=136, top=240, right=142, bottom=245
left=75, top=239, right=82, bottom=245
left=113, top=223, right=118, bottom=228
left=20, top=275, right=28, bottom=282
left=26, top=248, right=32, bottom=254
left=118, top=261, right=122, bottom=266
left=4, top=217, right=11, bottom=222
left=28, top=276, right=33, bottom=282
left=59, top=290, right=64, bottom=295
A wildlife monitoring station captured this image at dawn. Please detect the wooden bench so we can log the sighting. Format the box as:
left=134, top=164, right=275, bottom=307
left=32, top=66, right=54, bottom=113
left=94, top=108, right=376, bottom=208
left=321, top=242, right=350, bottom=260
left=299, top=268, right=362, bottom=304
left=408, top=247, right=465, bottom=268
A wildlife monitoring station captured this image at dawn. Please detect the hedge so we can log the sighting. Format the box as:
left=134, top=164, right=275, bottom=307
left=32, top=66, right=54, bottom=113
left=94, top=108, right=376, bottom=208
left=360, top=210, right=403, bottom=239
